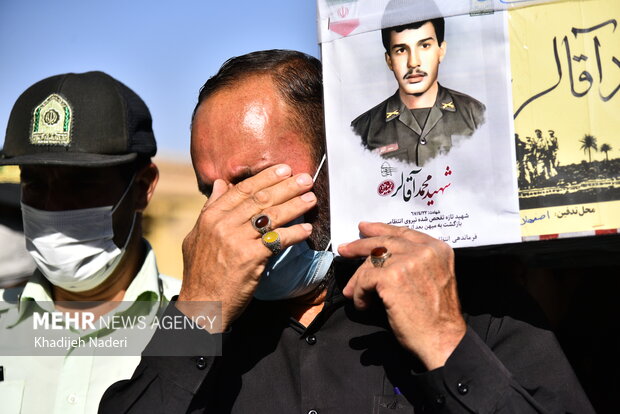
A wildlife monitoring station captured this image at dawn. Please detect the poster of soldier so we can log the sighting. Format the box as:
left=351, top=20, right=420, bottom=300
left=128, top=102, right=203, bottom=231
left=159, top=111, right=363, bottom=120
left=318, top=0, right=619, bottom=249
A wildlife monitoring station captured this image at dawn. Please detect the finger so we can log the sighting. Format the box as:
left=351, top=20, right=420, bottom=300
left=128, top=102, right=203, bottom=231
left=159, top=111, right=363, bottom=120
left=342, top=251, right=397, bottom=299
left=259, top=223, right=313, bottom=256
left=231, top=172, right=314, bottom=225
left=204, top=179, right=229, bottom=208
left=358, top=221, right=436, bottom=243
left=338, top=235, right=414, bottom=258
left=249, top=191, right=317, bottom=233
left=342, top=270, right=362, bottom=297
left=214, top=164, right=293, bottom=210
left=344, top=267, right=380, bottom=310
left=195, top=186, right=317, bottom=256
left=224, top=193, right=316, bottom=247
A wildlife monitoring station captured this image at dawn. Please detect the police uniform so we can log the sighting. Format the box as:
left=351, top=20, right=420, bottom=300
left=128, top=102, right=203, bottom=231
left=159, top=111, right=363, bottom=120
left=351, top=84, right=486, bottom=166
left=0, top=242, right=180, bottom=414
left=0, top=71, right=182, bottom=414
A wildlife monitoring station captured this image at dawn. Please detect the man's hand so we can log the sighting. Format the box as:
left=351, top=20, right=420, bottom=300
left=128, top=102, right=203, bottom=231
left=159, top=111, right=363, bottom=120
left=338, top=222, right=466, bottom=370
left=178, top=164, right=317, bottom=331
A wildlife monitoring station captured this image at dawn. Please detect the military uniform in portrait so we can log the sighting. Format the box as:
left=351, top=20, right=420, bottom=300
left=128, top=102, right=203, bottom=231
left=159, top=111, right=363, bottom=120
left=351, top=84, right=486, bottom=166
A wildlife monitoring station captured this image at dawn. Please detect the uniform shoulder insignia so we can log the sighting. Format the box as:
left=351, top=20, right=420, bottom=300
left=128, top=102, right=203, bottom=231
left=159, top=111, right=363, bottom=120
left=30, top=94, right=73, bottom=146
left=375, top=143, right=400, bottom=155
left=386, top=110, right=400, bottom=120
left=441, top=101, right=455, bottom=110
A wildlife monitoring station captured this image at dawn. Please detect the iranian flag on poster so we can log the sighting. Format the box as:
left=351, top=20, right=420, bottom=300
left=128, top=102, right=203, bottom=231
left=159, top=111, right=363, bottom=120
left=325, top=0, right=360, bottom=37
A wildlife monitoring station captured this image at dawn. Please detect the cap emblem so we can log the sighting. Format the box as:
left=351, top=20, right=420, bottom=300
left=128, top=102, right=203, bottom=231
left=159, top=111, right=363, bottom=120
left=30, top=94, right=72, bottom=146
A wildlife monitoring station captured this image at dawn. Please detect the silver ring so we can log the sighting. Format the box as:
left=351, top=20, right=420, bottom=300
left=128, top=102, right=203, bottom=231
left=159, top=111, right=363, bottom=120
left=370, top=246, right=391, bottom=268
left=251, top=214, right=272, bottom=235
left=261, top=231, right=282, bottom=255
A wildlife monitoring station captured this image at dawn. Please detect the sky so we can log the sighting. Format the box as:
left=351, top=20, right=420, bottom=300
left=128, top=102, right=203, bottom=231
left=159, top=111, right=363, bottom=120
left=0, top=0, right=319, bottom=161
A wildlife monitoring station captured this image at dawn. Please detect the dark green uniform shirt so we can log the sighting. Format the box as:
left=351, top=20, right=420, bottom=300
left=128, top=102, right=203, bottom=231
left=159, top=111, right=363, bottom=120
left=351, top=84, right=486, bottom=166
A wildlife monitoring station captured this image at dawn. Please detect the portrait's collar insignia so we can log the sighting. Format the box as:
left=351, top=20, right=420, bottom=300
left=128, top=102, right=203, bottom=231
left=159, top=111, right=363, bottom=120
left=30, top=93, right=73, bottom=146
left=386, top=110, right=400, bottom=120
left=441, top=101, right=455, bottom=111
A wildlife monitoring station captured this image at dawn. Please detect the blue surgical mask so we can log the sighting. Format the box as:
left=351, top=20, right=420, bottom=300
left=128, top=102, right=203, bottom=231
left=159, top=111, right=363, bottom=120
left=254, top=220, right=334, bottom=301
left=254, top=154, right=334, bottom=301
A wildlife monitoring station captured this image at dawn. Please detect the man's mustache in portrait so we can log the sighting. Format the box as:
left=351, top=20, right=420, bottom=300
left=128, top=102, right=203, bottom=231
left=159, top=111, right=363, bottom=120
left=404, top=68, right=427, bottom=80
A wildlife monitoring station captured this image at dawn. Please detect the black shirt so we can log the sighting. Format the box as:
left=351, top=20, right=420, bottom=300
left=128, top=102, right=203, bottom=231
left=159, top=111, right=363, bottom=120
left=100, top=259, right=593, bottom=413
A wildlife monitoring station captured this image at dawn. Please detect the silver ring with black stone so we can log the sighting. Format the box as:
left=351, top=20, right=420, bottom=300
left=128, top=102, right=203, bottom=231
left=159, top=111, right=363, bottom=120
left=251, top=214, right=272, bottom=235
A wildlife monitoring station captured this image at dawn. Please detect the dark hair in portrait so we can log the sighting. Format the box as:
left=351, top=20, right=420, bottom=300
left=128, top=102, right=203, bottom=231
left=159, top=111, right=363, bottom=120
left=381, top=18, right=446, bottom=51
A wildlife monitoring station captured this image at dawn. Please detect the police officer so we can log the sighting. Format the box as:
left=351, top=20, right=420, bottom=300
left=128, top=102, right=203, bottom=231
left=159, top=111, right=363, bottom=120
left=0, top=71, right=180, bottom=413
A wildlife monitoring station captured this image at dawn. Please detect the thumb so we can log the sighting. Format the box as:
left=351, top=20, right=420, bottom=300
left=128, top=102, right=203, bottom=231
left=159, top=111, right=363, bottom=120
left=205, top=179, right=229, bottom=207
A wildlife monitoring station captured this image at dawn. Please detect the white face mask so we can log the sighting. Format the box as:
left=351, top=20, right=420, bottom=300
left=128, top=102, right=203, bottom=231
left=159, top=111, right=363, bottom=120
left=21, top=175, right=136, bottom=292
left=254, top=154, right=334, bottom=301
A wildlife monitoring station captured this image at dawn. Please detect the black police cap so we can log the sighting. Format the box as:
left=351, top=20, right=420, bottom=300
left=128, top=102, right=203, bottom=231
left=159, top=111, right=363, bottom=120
left=1, top=71, right=156, bottom=167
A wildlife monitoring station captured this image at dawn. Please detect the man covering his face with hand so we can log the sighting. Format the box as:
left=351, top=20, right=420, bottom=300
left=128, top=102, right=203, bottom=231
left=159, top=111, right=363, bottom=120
left=101, top=50, right=592, bottom=413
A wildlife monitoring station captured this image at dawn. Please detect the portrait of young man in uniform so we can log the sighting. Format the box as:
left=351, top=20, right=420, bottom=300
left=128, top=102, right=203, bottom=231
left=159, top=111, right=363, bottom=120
left=351, top=0, right=486, bottom=166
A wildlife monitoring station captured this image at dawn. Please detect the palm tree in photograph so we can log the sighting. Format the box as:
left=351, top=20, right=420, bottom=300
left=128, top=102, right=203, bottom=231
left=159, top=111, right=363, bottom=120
left=579, top=134, right=598, bottom=162
left=600, top=143, right=613, bottom=161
